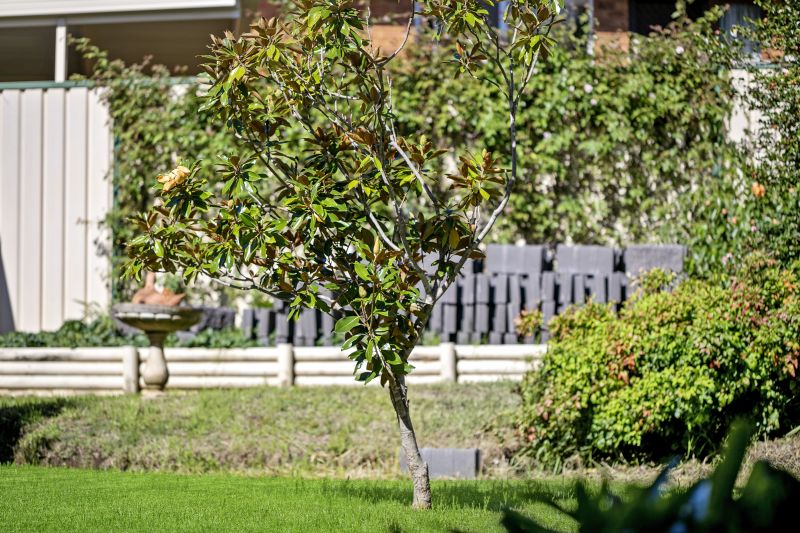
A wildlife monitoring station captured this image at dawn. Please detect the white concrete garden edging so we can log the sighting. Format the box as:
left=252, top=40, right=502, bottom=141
left=0, top=343, right=546, bottom=394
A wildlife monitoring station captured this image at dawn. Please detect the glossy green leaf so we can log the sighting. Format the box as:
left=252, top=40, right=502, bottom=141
left=334, top=315, right=360, bottom=334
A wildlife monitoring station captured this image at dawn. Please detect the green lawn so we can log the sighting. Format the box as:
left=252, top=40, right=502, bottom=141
left=0, top=466, right=578, bottom=532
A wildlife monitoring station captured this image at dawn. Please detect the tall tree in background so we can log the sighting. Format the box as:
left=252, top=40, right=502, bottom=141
left=125, top=0, right=561, bottom=507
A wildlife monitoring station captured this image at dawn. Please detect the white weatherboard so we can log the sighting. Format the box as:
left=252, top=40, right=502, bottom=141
left=0, top=87, right=112, bottom=332
left=0, top=0, right=237, bottom=18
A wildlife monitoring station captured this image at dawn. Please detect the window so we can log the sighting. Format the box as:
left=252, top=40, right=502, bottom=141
left=629, top=0, right=708, bottom=35
left=0, top=26, right=55, bottom=82
left=719, top=2, right=761, bottom=55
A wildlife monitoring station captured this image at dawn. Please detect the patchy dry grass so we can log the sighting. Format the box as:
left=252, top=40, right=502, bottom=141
left=523, top=433, right=800, bottom=488
left=1, top=383, right=520, bottom=478
left=2, top=384, right=799, bottom=487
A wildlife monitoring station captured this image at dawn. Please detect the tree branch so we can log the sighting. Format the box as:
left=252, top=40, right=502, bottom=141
left=390, top=139, right=441, bottom=214
left=377, top=1, right=416, bottom=66
left=367, top=209, right=402, bottom=252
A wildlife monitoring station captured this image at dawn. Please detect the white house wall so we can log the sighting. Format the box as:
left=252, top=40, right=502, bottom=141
left=728, top=68, right=764, bottom=145
left=0, top=86, right=111, bottom=333
left=0, top=1, right=237, bottom=18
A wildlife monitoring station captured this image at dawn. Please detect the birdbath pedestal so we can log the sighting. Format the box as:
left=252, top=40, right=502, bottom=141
left=112, top=303, right=203, bottom=392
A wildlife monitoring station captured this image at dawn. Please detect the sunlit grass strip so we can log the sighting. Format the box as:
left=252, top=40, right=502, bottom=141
left=0, top=466, right=579, bottom=533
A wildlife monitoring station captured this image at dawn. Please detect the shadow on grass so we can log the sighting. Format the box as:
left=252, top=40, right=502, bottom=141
left=0, top=398, right=76, bottom=463
left=326, top=478, right=577, bottom=512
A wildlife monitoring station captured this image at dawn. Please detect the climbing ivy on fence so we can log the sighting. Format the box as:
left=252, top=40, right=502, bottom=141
left=391, top=9, right=745, bottom=276
left=71, top=38, right=242, bottom=300
left=74, top=8, right=747, bottom=297
left=742, top=0, right=800, bottom=268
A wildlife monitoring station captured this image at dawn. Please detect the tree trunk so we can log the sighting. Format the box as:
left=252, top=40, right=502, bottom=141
left=389, top=375, right=432, bottom=509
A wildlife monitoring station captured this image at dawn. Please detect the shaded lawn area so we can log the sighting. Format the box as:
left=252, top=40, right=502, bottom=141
left=0, top=466, right=579, bottom=532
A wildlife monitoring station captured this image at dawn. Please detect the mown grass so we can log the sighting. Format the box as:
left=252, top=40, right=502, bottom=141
left=0, top=466, right=580, bottom=532
left=0, top=383, right=520, bottom=477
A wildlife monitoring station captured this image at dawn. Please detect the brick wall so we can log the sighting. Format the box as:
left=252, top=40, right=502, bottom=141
left=369, top=0, right=412, bottom=21
left=595, top=0, right=630, bottom=32
left=246, top=0, right=411, bottom=21
left=245, top=1, right=412, bottom=50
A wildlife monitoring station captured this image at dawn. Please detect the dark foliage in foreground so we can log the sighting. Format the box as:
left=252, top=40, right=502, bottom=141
left=503, top=422, right=800, bottom=532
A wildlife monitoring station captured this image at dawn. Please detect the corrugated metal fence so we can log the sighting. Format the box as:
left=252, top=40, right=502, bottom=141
left=0, top=85, right=686, bottom=345
left=0, top=83, right=112, bottom=334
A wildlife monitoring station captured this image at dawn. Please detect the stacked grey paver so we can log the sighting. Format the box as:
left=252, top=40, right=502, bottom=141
left=241, top=244, right=687, bottom=346
left=400, top=447, right=480, bottom=479
left=624, top=244, right=686, bottom=278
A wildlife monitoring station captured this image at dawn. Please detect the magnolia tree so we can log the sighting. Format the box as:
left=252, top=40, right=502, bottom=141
left=125, top=0, right=561, bottom=508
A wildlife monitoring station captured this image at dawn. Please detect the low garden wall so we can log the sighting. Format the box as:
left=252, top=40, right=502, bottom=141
left=0, top=343, right=545, bottom=394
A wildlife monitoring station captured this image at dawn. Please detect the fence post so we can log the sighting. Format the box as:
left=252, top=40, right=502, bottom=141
left=122, top=346, right=140, bottom=394
left=277, top=343, right=295, bottom=387
left=440, top=342, right=457, bottom=383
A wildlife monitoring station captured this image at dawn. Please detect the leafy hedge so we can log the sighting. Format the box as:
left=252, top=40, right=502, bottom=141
left=0, top=317, right=257, bottom=349
left=392, top=10, right=742, bottom=276
left=516, top=254, right=800, bottom=465
left=74, top=8, right=746, bottom=298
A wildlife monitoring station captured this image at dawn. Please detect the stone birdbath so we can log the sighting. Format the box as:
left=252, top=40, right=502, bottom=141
left=112, top=301, right=202, bottom=392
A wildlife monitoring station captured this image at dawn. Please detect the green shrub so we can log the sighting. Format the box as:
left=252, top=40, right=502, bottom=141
left=515, top=309, right=544, bottom=341
left=516, top=254, right=800, bottom=465
left=0, top=317, right=256, bottom=349
left=0, top=317, right=144, bottom=348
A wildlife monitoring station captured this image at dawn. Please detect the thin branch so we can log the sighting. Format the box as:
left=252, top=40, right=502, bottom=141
left=366, top=62, right=432, bottom=297
left=390, top=139, right=441, bottom=214
left=515, top=23, right=554, bottom=106
left=365, top=5, right=375, bottom=54
left=230, top=259, right=349, bottom=310
left=433, top=17, right=522, bottom=300
left=470, top=25, right=509, bottom=89
left=377, top=1, right=416, bottom=66
left=375, top=162, right=432, bottom=297
left=324, top=88, right=358, bottom=101
left=367, top=209, right=401, bottom=251
left=231, top=101, right=293, bottom=189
